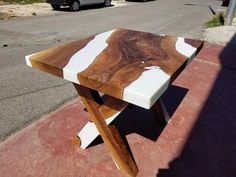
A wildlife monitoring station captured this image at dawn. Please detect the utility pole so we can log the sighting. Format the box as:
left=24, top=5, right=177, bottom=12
left=225, top=0, right=236, bottom=25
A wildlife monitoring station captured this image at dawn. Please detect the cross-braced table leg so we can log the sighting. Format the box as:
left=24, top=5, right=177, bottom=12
left=74, top=84, right=138, bottom=177
left=151, top=98, right=170, bottom=124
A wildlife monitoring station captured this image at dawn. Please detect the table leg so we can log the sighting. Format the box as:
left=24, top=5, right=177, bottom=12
left=77, top=116, right=118, bottom=149
left=151, top=98, right=170, bottom=124
left=74, top=84, right=138, bottom=177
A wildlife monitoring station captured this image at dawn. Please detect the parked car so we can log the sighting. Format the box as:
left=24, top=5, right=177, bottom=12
left=46, top=0, right=112, bottom=11
left=222, top=0, right=230, bottom=6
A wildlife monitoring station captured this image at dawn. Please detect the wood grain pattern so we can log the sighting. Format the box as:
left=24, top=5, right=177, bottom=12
left=185, top=38, right=203, bottom=49
left=78, top=87, right=128, bottom=120
left=109, top=125, right=138, bottom=177
left=151, top=99, right=167, bottom=125
left=74, top=84, right=138, bottom=177
left=99, top=95, right=129, bottom=119
left=25, top=30, right=203, bottom=176
left=29, top=36, right=94, bottom=77
left=77, top=29, right=202, bottom=99
left=26, top=29, right=203, bottom=108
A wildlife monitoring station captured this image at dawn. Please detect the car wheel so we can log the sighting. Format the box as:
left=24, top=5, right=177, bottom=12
left=51, top=4, right=61, bottom=10
left=104, top=0, right=111, bottom=7
left=70, top=1, right=80, bottom=11
left=222, top=0, right=229, bottom=6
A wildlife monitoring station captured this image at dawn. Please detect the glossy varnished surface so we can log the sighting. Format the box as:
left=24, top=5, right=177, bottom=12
left=26, top=29, right=203, bottom=108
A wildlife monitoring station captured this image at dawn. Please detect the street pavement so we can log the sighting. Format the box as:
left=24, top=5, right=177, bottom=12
left=0, top=0, right=224, bottom=141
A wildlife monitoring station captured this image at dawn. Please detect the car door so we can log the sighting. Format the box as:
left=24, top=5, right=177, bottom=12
left=79, top=0, right=91, bottom=5
left=80, top=0, right=103, bottom=5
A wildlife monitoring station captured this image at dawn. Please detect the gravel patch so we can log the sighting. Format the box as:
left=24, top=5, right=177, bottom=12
left=0, top=3, right=61, bottom=19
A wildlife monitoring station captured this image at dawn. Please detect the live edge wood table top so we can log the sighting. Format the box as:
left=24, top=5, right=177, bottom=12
left=26, top=28, right=203, bottom=109
left=25, top=28, right=203, bottom=177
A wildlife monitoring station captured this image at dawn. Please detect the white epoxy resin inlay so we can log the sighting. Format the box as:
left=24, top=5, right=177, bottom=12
left=78, top=108, right=126, bottom=149
left=25, top=53, right=36, bottom=67
left=123, top=66, right=170, bottom=109
left=63, top=29, right=116, bottom=84
left=175, top=37, right=197, bottom=64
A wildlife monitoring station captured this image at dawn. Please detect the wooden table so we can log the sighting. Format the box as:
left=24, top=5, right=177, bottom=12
left=25, top=28, right=203, bottom=177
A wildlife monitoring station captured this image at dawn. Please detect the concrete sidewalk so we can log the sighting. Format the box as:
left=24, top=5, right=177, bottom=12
left=0, top=38, right=236, bottom=176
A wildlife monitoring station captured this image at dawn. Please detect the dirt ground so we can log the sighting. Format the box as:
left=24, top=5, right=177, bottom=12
left=0, top=0, right=126, bottom=19
left=0, top=2, right=61, bottom=19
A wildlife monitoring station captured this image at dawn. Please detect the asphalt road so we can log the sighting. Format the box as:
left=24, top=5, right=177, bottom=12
left=0, top=0, right=223, bottom=141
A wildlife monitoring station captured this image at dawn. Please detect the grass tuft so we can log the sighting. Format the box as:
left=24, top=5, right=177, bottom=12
left=204, top=14, right=224, bottom=28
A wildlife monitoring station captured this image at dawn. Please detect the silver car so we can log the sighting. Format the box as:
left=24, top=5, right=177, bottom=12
left=47, top=0, right=112, bottom=11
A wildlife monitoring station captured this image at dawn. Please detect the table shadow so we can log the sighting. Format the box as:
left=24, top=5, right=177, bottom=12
left=157, top=35, right=236, bottom=177
left=88, top=84, right=188, bottom=148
